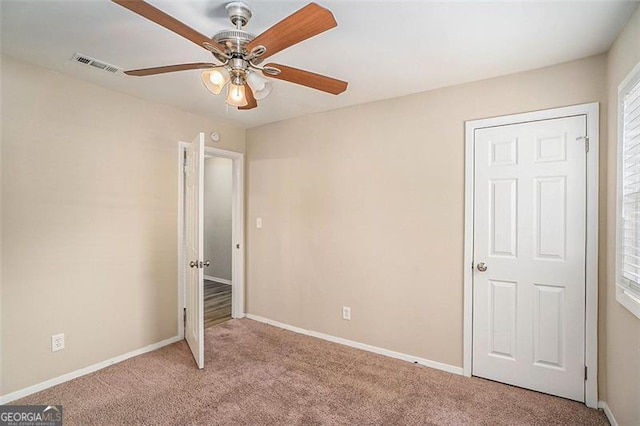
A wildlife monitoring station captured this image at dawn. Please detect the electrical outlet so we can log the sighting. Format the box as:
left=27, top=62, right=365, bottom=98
left=342, top=306, right=351, bottom=320
left=256, top=218, right=263, bottom=229
left=51, top=333, right=64, bottom=352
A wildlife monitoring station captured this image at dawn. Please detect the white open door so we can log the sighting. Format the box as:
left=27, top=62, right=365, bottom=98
left=185, top=133, right=205, bottom=369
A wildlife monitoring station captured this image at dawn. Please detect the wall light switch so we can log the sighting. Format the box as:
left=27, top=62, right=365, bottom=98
left=51, top=333, right=64, bottom=352
left=256, top=218, right=263, bottom=229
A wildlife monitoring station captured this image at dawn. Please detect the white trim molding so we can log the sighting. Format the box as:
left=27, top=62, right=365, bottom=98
left=463, top=103, right=599, bottom=408
left=246, top=314, right=463, bottom=376
left=204, top=275, right=232, bottom=285
left=0, top=335, right=181, bottom=404
left=598, top=401, right=619, bottom=426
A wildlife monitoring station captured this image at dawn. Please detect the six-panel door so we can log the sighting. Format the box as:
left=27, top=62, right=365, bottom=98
left=472, top=115, right=587, bottom=401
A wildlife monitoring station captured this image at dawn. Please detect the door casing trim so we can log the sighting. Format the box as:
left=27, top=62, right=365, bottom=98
left=463, top=102, right=599, bottom=408
left=177, top=139, right=245, bottom=342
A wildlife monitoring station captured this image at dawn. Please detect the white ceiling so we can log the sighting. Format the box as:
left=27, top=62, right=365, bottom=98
left=1, top=1, right=637, bottom=128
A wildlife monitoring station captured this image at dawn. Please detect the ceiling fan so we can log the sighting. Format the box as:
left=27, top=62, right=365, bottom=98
left=111, top=0, right=348, bottom=110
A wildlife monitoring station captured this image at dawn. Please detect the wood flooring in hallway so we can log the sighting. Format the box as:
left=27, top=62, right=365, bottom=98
left=204, top=280, right=231, bottom=328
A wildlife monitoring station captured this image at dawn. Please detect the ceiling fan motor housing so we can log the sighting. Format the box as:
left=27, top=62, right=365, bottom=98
left=211, top=29, right=256, bottom=62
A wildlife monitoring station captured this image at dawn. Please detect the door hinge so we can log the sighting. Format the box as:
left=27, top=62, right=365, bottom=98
left=584, top=366, right=588, bottom=380
left=577, top=136, right=589, bottom=153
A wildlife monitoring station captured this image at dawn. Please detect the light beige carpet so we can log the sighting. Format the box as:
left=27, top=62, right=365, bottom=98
left=14, top=319, right=608, bottom=425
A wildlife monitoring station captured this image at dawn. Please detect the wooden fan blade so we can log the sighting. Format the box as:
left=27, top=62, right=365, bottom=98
left=238, top=84, right=258, bottom=110
left=124, top=62, right=216, bottom=76
left=247, top=3, right=337, bottom=60
left=265, top=63, right=347, bottom=95
left=111, top=0, right=226, bottom=53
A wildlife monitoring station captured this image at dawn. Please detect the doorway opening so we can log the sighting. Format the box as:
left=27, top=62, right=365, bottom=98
left=177, top=135, right=245, bottom=368
left=203, top=156, right=234, bottom=328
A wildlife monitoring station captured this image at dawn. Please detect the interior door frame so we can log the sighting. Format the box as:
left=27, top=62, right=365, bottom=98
left=177, top=139, right=245, bottom=340
left=463, top=102, right=599, bottom=408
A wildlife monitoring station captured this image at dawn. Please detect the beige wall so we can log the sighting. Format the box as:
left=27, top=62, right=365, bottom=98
left=204, top=157, right=233, bottom=282
left=247, top=55, right=607, bottom=374
left=0, top=55, right=245, bottom=395
left=605, top=6, right=640, bottom=426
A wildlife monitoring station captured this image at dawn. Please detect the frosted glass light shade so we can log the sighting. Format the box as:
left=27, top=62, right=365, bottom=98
left=226, top=83, right=248, bottom=107
left=201, top=68, right=230, bottom=95
left=246, top=72, right=272, bottom=100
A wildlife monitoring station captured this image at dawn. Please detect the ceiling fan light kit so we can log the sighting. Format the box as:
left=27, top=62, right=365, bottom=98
left=246, top=71, right=272, bottom=100
left=201, top=67, right=230, bottom=95
left=111, top=0, right=348, bottom=111
left=226, top=80, right=248, bottom=107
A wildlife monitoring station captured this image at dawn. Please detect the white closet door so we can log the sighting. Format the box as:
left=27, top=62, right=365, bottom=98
left=473, top=116, right=586, bottom=401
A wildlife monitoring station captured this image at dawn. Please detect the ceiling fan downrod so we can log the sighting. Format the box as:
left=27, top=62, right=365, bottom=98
left=225, top=2, right=252, bottom=29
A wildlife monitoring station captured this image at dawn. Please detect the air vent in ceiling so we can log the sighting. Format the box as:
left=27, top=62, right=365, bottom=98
left=71, top=53, right=122, bottom=74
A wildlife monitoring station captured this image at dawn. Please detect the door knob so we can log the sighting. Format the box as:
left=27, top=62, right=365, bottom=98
left=476, top=262, right=488, bottom=272
left=203, top=260, right=210, bottom=267
left=189, top=261, right=197, bottom=268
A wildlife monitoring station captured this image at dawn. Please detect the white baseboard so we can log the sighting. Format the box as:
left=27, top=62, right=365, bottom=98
left=0, top=335, right=181, bottom=404
left=204, top=275, right=232, bottom=285
left=245, top=314, right=463, bottom=376
left=598, top=401, right=618, bottom=426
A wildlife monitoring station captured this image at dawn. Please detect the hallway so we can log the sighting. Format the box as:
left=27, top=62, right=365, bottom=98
left=204, top=280, right=231, bottom=328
